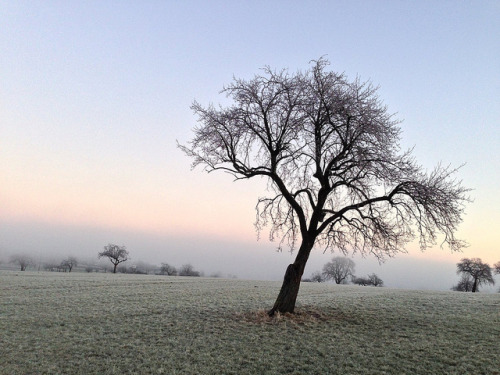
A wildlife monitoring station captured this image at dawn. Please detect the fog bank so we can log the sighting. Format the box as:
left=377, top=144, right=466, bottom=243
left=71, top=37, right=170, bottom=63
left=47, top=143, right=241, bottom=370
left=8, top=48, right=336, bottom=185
left=1, top=219, right=497, bottom=292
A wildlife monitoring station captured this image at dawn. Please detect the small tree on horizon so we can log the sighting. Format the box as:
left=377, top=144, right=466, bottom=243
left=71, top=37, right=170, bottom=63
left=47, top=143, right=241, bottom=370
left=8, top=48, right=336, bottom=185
left=309, top=271, right=325, bottom=282
left=351, top=274, right=383, bottom=287
left=456, top=258, right=494, bottom=292
left=10, top=254, right=32, bottom=271
left=98, top=244, right=129, bottom=274
left=495, top=261, right=500, bottom=293
left=322, top=257, right=355, bottom=284
left=451, top=274, right=474, bottom=292
left=367, top=273, right=384, bottom=287
left=160, top=263, right=178, bottom=276
left=352, top=276, right=370, bottom=286
left=60, top=256, right=78, bottom=272
left=494, top=261, right=500, bottom=275
left=178, top=264, right=200, bottom=277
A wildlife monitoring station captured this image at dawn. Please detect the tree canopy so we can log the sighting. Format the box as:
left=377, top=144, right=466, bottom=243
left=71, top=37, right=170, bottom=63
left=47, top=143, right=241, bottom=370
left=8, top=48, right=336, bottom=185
left=456, top=258, right=494, bottom=292
left=10, top=254, right=32, bottom=271
left=98, top=244, right=129, bottom=274
left=182, top=58, right=470, bottom=314
left=60, top=256, right=78, bottom=272
left=494, top=261, right=500, bottom=275
left=322, top=257, right=355, bottom=284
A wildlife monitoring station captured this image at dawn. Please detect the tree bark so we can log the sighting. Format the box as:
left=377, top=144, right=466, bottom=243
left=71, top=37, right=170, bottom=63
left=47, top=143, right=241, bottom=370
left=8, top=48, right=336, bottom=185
left=113, top=263, right=118, bottom=274
left=268, top=240, right=313, bottom=316
left=472, top=277, right=478, bottom=293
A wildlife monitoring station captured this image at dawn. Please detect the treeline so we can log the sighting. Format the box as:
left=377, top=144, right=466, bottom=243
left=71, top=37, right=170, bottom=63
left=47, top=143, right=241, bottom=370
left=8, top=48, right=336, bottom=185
left=5, top=254, right=208, bottom=277
left=4, top=244, right=214, bottom=278
left=304, top=256, right=500, bottom=292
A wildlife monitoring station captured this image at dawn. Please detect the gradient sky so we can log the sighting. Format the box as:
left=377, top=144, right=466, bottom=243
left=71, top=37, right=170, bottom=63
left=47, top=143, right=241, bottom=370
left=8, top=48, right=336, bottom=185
left=1, top=1, right=499, bottom=290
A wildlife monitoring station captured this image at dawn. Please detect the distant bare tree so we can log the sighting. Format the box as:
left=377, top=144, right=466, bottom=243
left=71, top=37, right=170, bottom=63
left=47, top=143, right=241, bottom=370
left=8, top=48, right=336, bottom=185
left=43, top=262, right=59, bottom=272
left=182, top=58, right=470, bottom=314
left=322, top=257, right=355, bottom=284
left=351, top=274, right=383, bottom=287
left=456, top=258, right=495, bottom=292
left=451, top=274, right=474, bottom=292
left=309, top=271, right=325, bottom=283
left=60, top=256, right=78, bottom=272
left=495, top=262, right=500, bottom=293
left=368, top=273, right=384, bottom=287
left=352, top=276, right=370, bottom=286
left=179, top=264, right=200, bottom=277
left=494, top=261, right=500, bottom=275
left=98, top=244, right=129, bottom=274
left=160, top=263, right=178, bottom=276
left=10, top=254, right=32, bottom=271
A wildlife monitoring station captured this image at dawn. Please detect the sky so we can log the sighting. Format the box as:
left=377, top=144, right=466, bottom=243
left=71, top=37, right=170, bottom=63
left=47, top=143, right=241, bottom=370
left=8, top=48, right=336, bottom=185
left=1, top=1, right=499, bottom=290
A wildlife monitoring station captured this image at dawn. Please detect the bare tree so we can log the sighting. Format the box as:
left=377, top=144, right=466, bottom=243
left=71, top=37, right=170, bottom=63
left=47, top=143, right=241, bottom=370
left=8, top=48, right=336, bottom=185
left=60, top=256, right=78, bottom=272
left=43, top=262, right=59, bottom=272
left=160, top=263, right=178, bottom=276
left=352, top=276, right=370, bottom=286
left=495, top=262, right=500, bottom=293
left=182, top=58, right=470, bottom=315
left=10, top=254, right=32, bottom=271
left=368, top=273, right=384, bottom=287
left=98, top=244, right=129, bottom=274
left=451, top=274, right=474, bottom=292
left=456, top=258, right=495, bottom=292
left=351, top=274, right=383, bottom=287
left=322, top=257, right=355, bottom=284
left=306, top=271, right=325, bottom=283
left=494, top=261, right=500, bottom=275
left=178, top=264, right=200, bottom=277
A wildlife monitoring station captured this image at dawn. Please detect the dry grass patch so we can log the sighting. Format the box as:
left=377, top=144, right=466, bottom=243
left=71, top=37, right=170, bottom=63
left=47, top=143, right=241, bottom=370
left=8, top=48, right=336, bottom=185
left=237, top=306, right=347, bottom=326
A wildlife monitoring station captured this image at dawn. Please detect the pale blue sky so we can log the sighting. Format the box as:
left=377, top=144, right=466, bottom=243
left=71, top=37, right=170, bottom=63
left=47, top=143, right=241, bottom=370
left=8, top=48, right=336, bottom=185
left=1, top=1, right=499, bottom=289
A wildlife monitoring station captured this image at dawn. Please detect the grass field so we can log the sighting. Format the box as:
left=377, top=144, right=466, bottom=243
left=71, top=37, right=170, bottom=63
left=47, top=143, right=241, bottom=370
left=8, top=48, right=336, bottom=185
left=1, top=271, right=499, bottom=374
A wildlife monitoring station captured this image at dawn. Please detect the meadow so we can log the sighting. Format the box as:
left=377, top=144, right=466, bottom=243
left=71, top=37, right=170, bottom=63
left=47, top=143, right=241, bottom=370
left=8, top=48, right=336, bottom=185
left=1, top=271, right=499, bottom=375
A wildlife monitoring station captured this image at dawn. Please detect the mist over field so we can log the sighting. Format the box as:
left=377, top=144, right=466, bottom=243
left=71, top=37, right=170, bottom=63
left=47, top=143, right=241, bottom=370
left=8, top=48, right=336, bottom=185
left=1, top=218, right=497, bottom=292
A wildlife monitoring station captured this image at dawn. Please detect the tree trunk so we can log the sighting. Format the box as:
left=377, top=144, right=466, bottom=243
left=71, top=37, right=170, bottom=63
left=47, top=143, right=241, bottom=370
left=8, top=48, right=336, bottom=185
left=268, top=240, right=314, bottom=316
left=472, top=277, right=478, bottom=293
left=113, top=263, right=117, bottom=274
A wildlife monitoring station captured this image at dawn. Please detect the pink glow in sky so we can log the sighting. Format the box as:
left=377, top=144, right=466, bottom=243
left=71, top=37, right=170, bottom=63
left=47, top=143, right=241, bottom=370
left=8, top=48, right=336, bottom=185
left=1, top=2, right=499, bottom=289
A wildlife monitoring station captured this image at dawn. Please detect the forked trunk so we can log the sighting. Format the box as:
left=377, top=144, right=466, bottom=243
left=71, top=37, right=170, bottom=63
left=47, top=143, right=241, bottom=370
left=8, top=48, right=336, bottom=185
left=268, top=240, right=314, bottom=316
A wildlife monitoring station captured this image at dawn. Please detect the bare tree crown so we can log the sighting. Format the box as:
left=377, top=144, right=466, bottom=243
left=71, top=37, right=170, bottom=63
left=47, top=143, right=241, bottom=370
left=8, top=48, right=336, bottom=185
left=181, top=58, right=470, bottom=259
left=10, top=254, right=32, bottom=271
left=98, top=244, right=129, bottom=273
left=456, top=258, right=494, bottom=285
left=494, top=261, right=500, bottom=275
left=322, top=256, right=355, bottom=284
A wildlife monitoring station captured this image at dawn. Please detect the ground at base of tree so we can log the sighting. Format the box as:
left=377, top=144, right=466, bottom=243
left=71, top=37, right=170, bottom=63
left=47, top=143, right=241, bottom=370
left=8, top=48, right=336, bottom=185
left=1, top=271, right=498, bottom=375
